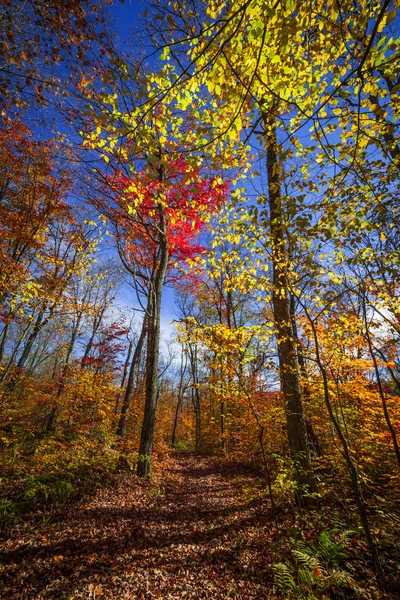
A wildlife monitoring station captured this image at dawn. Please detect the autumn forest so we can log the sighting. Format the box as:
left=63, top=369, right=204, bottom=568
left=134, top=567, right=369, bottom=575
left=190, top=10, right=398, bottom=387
left=1, top=0, right=400, bottom=598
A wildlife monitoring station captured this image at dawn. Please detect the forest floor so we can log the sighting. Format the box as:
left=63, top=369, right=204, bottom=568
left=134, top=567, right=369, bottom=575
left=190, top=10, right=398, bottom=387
left=0, top=454, right=398, bottom=600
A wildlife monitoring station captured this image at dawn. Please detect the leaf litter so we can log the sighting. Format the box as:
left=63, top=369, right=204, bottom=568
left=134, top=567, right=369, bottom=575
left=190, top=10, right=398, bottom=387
left=0, top=455, right=277, bottom=599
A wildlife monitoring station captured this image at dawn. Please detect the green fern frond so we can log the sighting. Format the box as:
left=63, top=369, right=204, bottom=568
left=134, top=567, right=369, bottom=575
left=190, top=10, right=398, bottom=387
left=293, top=549, right=319, bottom=569
left=272, top=562, right=297, bottom=592
left=318, top=530, right=346, bottom=566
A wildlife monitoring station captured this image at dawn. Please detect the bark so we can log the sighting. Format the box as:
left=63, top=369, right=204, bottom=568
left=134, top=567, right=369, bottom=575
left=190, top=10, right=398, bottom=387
left=120, top=341, right=133, bottom=392
left=171, top=352, right=188, bottom=447
left=0, top=324, right=29, bottom=383
left=137, top=202, right=169, bottom=477
left=116, top=316, right=147, bottom=437
left=263, top=109, right=316, bottom=504
left=0, top=322, right=9, bottom=364
left=114, top=339, right=133, bottom=417
left=289, top=293, right=323, bottom=457
left=17, top=310, right=45, bottom=369
left=65, top=312, right=83, bottom=368
left=46, top=405, right=58, bottom=432
left=46, top=312, right=84, bottom=433
left=81, top=310, right=105, bottom=365
left=17, top=302, right=57, bottom=369
left=220, top=398, right=227, bottom=456
left=193, top=386, right=202, bottom=451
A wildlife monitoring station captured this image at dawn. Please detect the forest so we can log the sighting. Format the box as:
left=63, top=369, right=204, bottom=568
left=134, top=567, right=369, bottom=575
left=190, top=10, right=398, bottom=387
left=0, top=0, right=400, bottom=598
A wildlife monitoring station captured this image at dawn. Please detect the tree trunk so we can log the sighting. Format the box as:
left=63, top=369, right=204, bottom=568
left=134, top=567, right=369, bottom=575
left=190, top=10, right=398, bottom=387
left=17, top=301, right=58, bottom=369
left=114, top=339, right=133, bottom=417
left=187, top=343, right=202, bottom=450
left=116, top=316, right=147, bottom=437
left=290, top=293, right=322, bottom=457
left=263, top=109, right=316, bottom=504
left=17, top=309, right=45, bottom=369
left=171, top=352, right=188, bottom=447
left=45, top=312, right=84, bottom=433
left=307, top=312, right=385, bottom=591
left=81, top=308, right=106, bottom=365
left=137, top=202, right=169, bottom=477
left=0, top=324, right=29, bottom=383
left=0, top=322, right=9, bottom=364
left=362, top=295, right=400, bottom=468
left=46, top=405, right=59, bottom=432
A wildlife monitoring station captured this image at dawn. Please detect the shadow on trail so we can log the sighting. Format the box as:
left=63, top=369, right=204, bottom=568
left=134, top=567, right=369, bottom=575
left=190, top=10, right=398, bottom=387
left=0, top=456, right=276, bottom=600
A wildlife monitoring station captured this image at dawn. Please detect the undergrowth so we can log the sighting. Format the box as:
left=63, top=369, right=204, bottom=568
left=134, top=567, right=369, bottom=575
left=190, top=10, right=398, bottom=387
left=272, top=529, right=357, bottom=599
left=0, top=433, right=121, bottom=530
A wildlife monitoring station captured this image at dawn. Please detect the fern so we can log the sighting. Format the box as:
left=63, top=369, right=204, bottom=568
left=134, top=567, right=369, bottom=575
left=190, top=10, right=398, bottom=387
left=298, top=567, right=315, bottom=587
left=318, top=529, right=350, bottom=566
left=328, top=568, right=355, bottom=589
left=0, top=499, right=21, bottom=527
left=24, top=475, right=49, bottom=502
left=50, top=479, right=77, bottom=503
left=272, top=529, right=356, bottom=599
left=272, top=562, right=297, bottom=593
left=292, top=549, right=320, bottom=570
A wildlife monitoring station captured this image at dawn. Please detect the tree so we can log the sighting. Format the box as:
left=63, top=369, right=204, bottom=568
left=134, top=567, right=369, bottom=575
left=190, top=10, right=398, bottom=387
left=0, top=119, right=72, bottom=313
left=81, top=79, right=229, bottom=473
left=0, top=0, right=115, bottom=116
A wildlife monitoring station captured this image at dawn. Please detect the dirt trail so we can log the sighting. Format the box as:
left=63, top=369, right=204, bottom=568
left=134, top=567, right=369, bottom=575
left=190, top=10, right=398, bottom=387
left=0, top=455, right=277, bottom=599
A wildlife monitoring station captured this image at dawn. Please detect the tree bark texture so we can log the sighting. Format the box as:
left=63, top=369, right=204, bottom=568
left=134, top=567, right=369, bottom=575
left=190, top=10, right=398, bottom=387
left=263, top=109, right=316, bottom=504
left=137, top=201, right=169, bottom=476
left=117, top=316, right=147, bottom=437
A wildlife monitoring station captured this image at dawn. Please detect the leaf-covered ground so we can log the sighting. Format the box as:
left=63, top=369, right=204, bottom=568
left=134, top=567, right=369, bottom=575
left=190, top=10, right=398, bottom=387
left=0, top=455, right=279, bottom=599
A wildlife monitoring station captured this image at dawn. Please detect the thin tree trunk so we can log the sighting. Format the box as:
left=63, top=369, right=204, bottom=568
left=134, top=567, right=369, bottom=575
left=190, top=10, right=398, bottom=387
left=362, top=296, right=400, bottom=468
left=17, top=310, right=45, bottom=369
left=307, top=312, right=385, bottom=591
left=82, top=308, right=106, bottom=365
left=18, top=301, right=57, bottom=370
left=116, top=317, right=147, bottom=437
left=65, top=313, right=83, bottom=368
left=193, top=385, right=202, bottom=451
left=171, top=352, right=188, bottom=447
left=115, top=339, right=133, bottom=417
left=188, top=343, right=202, bottom=450
left=0, top=324, right=29, bottom=383
left=0, top=322, right=9, bottom=364
left=46, top=313, right=84, bottom=433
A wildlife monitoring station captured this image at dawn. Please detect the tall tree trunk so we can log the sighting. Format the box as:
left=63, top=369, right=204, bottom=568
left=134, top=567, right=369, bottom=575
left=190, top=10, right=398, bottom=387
left=171, top=352, right=188, bottom=447
left=0, top=322, right=9, bottom=364
left=263, top=109, right=316, bottom=504
left=46, top=313, right=84, bottom=433
left=193, top=388, right=202, bottom=450
left=17, top=309, right=45, bottom=369
left=137, top=203, right=169, bottom=477
left=116, top=316, right=147, bottom=437
left=0, top=324, right=29, bottom=382
left=361, top=295, right=400, bottom=468
left=114, top=339, right=134, bottom=417
left=184, top=342, right=202, bottom=450
left=290, top=293, right=322, bottom=457
left=17, top=301, right=58, bottom=370
left=65, top=313, right=83, bottom=369
left=190, top=345, right=202, bottom=451
left=81, top=308, right=106, bottom=365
